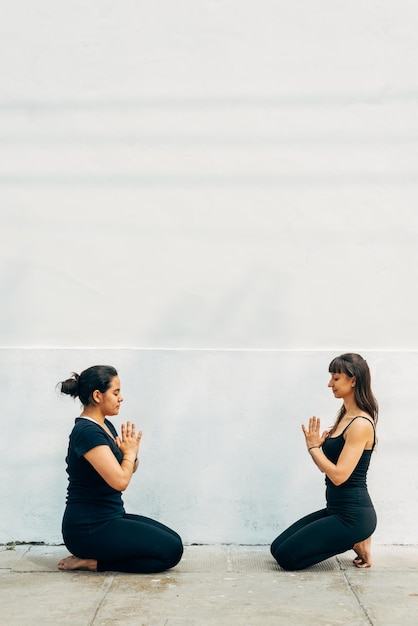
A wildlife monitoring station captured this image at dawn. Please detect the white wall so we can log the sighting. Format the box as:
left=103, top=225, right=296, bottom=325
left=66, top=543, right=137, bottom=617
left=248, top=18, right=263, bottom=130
left=1, top=349, right=416, bottom=545
left=1, top=1, right=418, bottom=544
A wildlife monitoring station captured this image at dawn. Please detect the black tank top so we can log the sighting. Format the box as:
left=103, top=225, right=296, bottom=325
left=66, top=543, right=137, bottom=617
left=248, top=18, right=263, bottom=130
left=322, top=416, right=376, bottom=489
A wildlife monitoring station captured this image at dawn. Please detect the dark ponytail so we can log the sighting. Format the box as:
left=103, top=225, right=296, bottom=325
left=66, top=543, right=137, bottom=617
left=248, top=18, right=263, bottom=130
left=59, top=365, right=118, bottom=407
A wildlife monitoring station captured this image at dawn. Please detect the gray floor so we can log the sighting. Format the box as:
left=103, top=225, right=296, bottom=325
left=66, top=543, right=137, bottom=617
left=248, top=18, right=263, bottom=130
left=1, top=544, right=417, bottom=625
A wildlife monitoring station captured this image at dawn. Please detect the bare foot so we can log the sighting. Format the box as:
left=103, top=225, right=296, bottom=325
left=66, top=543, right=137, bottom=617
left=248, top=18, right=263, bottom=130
left=352, top=537, right=372, bottom=568
left=58, top=555, right=97, bottom=571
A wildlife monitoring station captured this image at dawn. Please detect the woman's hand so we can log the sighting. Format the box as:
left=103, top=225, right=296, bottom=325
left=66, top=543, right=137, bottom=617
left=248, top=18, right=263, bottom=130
left=116, top=421, right=142, bottom=459
left=301, top=416, right=328, bottom=450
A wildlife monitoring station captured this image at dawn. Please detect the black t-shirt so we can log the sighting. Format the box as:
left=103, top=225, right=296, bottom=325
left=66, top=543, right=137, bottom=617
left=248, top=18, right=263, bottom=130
left=62, top=418, right=125, bottom=535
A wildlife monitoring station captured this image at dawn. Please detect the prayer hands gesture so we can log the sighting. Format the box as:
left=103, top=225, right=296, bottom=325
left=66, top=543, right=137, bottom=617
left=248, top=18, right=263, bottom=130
left=302, top=416, right=328, bottom=451
left=116, top=421, right=142, bottom=458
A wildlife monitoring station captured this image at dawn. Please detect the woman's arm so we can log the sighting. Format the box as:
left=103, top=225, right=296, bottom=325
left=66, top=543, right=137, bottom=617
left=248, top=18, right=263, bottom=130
left=84, top=445, right=136, bottom=491
left=302, top=416, right=374, bottom=486
left=84, top=421, right=142, bottom=491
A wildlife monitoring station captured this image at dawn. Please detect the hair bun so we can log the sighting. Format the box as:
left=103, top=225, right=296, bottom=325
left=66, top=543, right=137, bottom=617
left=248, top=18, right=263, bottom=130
left=60, top=372, right=80, bottom=398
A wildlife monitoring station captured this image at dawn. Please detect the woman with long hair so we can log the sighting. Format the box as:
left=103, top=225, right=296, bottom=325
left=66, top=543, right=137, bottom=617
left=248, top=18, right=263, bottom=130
left=271, top=353, right=378, bottom=570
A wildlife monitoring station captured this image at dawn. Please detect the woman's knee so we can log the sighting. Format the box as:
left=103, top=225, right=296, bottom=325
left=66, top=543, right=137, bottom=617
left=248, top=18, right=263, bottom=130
left=166, top=535, right=183, bottom=568
left=271, top=545, right=300, bottom=571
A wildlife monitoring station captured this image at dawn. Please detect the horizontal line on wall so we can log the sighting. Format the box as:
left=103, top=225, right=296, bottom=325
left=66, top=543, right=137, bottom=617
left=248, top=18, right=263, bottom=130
left=0, top=133, right=417, bottom=147
left=1, top=173, right=417, bottom=187
left=0, top=90, right=417, bottom=111
left=1, top=347, right=416, bottom=353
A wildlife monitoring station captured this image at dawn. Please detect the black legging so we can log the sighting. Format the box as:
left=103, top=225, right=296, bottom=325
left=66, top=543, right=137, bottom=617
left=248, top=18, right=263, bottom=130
left=64, top=513, right=183, bottom=573
left=270, top=489, right=376, bottom=571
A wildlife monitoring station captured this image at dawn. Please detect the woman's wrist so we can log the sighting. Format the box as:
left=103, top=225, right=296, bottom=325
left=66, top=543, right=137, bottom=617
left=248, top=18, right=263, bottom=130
left=308, top=445, right=321, bottom=452
left=122, top=456, right=136, bottom=465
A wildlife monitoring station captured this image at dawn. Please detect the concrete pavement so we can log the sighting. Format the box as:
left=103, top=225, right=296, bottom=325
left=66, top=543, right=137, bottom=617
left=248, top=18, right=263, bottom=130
left=0, top=544, right=417, bottom=625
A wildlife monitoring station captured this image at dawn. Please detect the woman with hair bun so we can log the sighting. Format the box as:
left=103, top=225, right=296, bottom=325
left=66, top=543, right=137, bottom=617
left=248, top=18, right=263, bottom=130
left=270, top=353, right=378, bottom=570
left=58, top=365, right=183, bottom=573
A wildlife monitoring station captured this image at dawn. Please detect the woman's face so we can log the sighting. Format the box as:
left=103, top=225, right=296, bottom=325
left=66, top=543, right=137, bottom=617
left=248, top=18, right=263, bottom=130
left=97, top=376, right=124, bottom=416
left=328, top=371, right=355, bottom=400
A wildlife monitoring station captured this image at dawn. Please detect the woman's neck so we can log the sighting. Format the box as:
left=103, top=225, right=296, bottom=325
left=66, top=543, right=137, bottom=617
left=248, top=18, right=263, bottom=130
left=343, top=398, right=361, bottom=418
left=80, top=407, right=106, bottom=424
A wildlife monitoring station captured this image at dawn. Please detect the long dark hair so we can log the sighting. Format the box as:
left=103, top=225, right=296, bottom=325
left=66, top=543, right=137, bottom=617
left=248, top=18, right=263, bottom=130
left=328, top=353, right=378, bottom=434
left=60, top=365, right=118, bottom=407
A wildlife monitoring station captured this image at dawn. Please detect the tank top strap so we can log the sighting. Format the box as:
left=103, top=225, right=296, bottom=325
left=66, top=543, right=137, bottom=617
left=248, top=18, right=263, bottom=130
left=341, top=415, right=376, bottom=447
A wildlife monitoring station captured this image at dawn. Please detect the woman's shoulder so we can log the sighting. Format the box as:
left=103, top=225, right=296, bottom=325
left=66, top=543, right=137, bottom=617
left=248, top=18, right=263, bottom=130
left=343, top=415, right=375, bottom=437
left=72, top=417, right=97, bottom=431
left=69, top=419, right=110, bottom=454
left=351, top=414, right=375, bottom=426
left=71, top=418, right=106, bottom=440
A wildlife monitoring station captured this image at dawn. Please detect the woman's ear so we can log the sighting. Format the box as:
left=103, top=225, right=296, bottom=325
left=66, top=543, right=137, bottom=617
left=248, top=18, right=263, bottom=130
left=351, top=376, right=356, bottom=388
left=92, top=389, right=101, bottom=404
